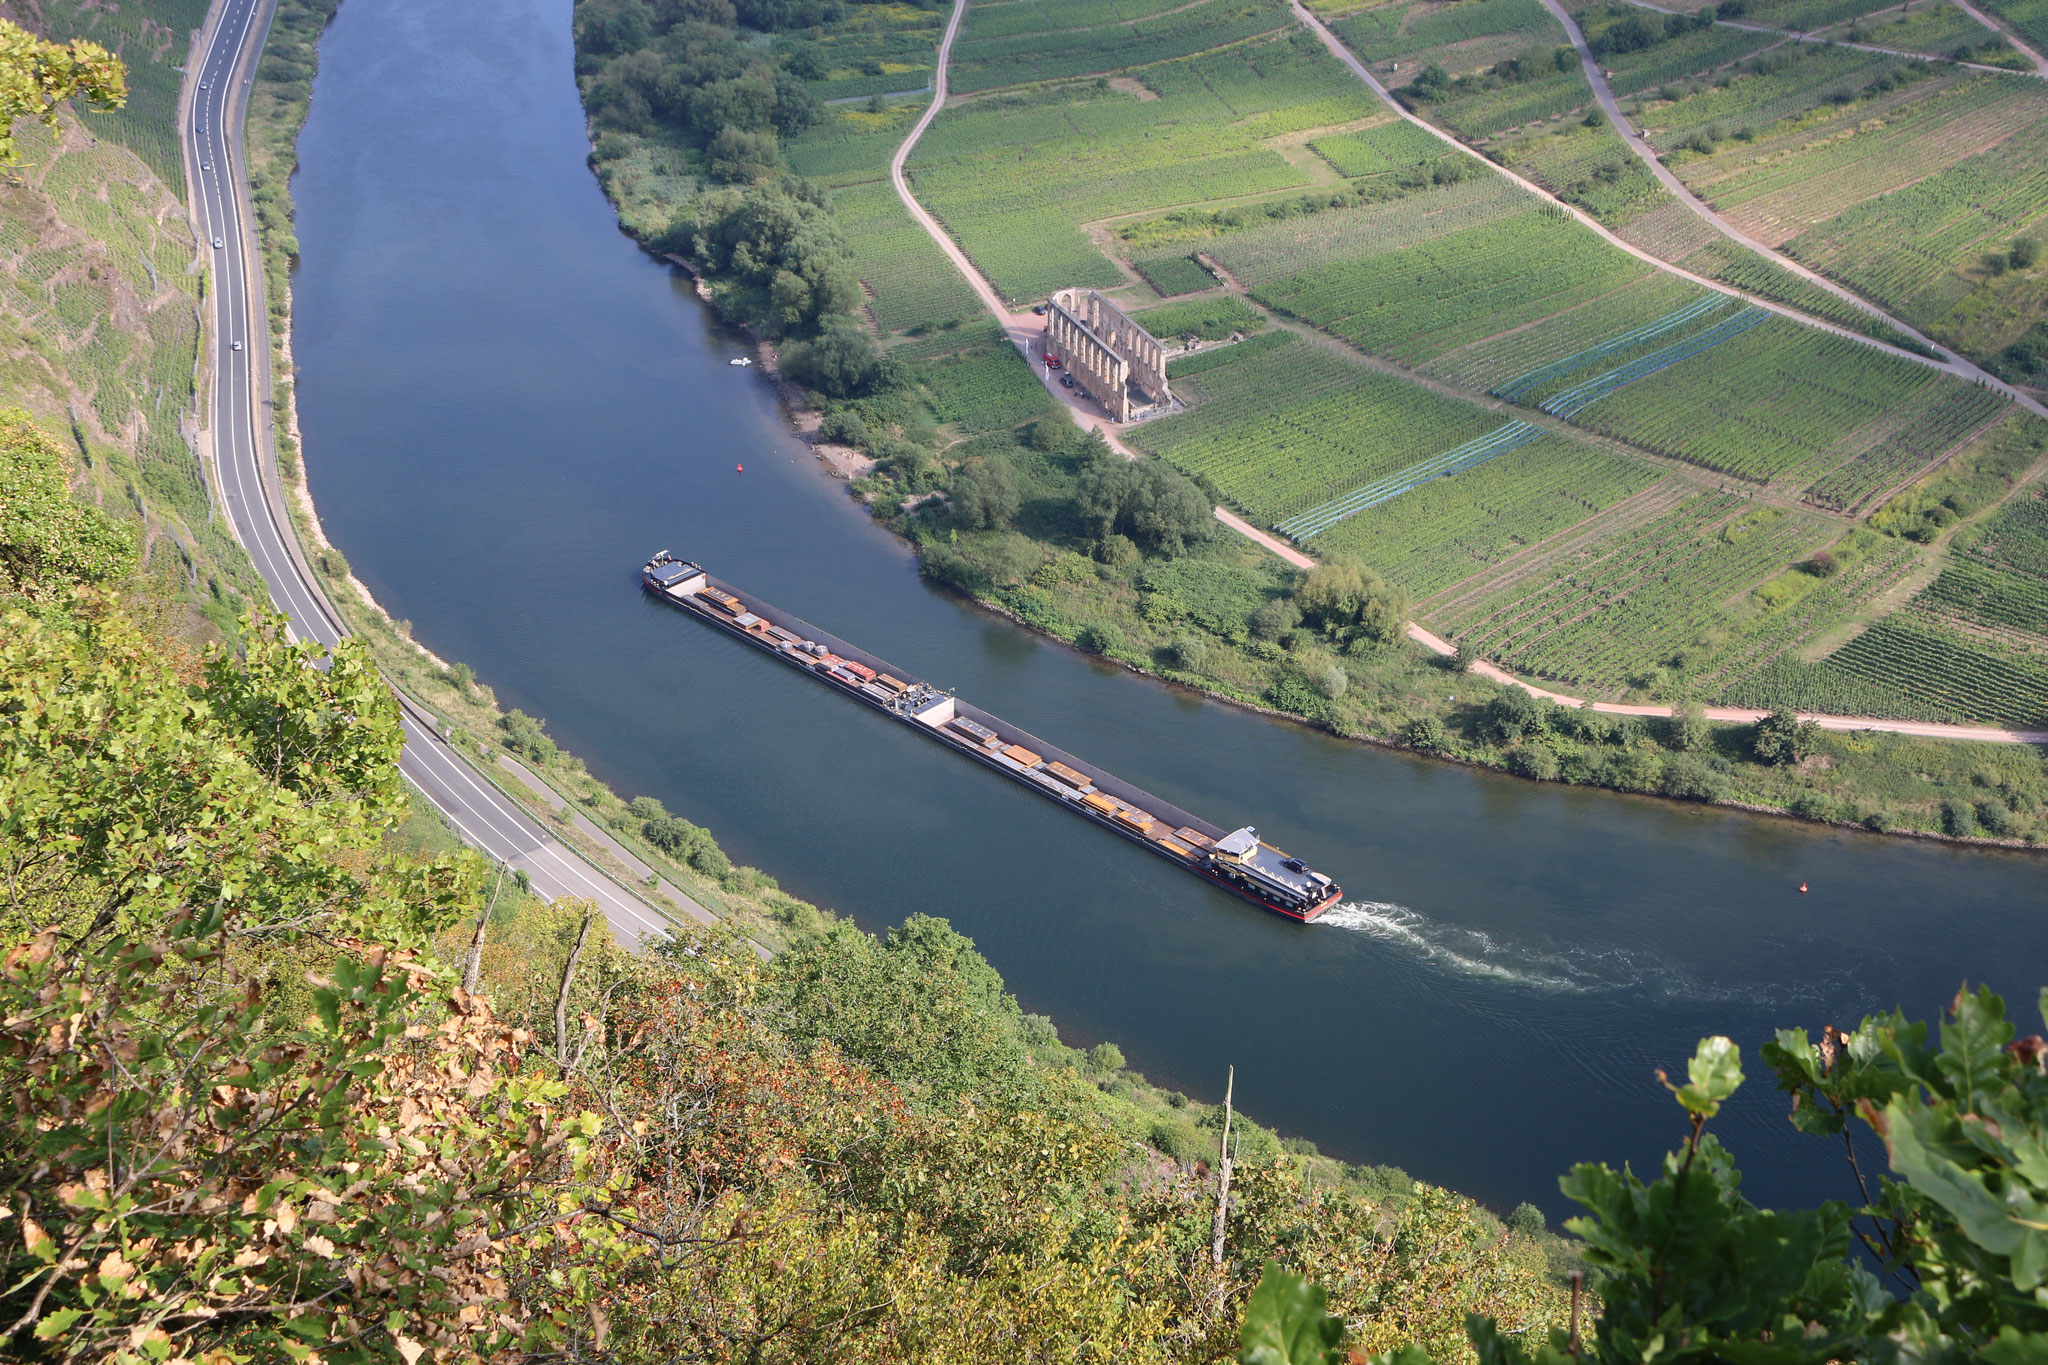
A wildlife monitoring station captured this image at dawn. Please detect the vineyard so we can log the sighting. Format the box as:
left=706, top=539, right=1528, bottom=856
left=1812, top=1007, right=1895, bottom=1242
left=831, top=181, right=985, bottom=335
left=1308, top=117, right=1456, bottom=176
left=1638, top=44, right=1911, bottom=154
left=1800, top=384, right=2010, bottom=512
left=907, top=36, right=1383, bottom=301
left=1556, top=318, right=1966, bottom=482
left=947, top=0, right=1296, bottom=93
left=1128, top=336, right=1505, bottom=522
left=1133, top=253, right=1217, bottom=296
left=40, top=0, right=208, bottom=194
left=1131, top=295, right=1266, bottom=341
left=1783, top=113, right=2048, bottom=333
left=1428, top=69, right=1597, bottom=139
left=1196, top=175, right=1532, bottom=279
left=1275, top=419, right=1545, bottom=537
left=1681, top=75, right=2046, bottom=249
left=1602, top=25, right=1781, bottom=98
left=1421, top=271, right=1704, bottom=391
left=1981, top=0, right=2048, bottom=53
left=1333, top=0, right=1563, bottom=61
left=1496, top=123, right=1665, bottom=225
left=1722, top=0, right=1927, bottom=37
left=1808, top=617, right=2048, bottom=725
left=1235, top=205, right=1649, bottom=364
left=1490, top=293, right=1739, bottom=404
left=1311, top=439, right=1661, bottom=596
left=1839, top=1, right=2002, bottom=59
left=918, top=333, right=1062, bottom=432
left=1959, top=485, right=2048, bottom=580
left=1434, top=494, right=1832, bottom=692
left=1918, top=559, right=2048, bottom=637
left=1538, top=307, right=1770, bottom=416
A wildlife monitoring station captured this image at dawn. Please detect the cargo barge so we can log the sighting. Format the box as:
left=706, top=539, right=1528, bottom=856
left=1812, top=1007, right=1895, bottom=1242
left=640, top=553, right=1343, bottom=922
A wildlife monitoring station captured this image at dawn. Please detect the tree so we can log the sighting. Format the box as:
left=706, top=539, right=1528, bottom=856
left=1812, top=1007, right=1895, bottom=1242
left=1666, top=701, right=1710, bottom=752
left=705, top=124, right=779, bottom=182
left=1480, top=689, right=1547, bottom=744
left=1087, top=1042, right=1126, bottom=1074
left=949, top=456, right=1021, bottom=530
left=1075, top=460, right=1211, bottom=557
left=1295, top=558, right=1409, bottom=649
left=1751, top=708, right=1813, bottom=765
left=1250, top=598, right=1301, bottom=643
left=1508, top=1202, right=1545, bottom=1237
left=782, top=317, right=884, bottom=397
left=0, top=20, right=124, bottom=167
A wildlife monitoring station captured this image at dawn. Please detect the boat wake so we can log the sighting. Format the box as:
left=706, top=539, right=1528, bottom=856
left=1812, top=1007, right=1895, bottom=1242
left=1318, top=902, right=1592, bottom=993
left=1316, top=900, right=1780, bottom=1004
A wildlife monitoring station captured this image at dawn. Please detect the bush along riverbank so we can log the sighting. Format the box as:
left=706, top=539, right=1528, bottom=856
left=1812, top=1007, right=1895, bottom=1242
left=566, top=0, right=2048, bottom=845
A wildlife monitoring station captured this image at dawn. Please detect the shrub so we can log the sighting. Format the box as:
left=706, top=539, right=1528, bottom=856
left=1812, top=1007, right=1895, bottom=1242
left=1480, top=689, right=1547, bottom=744
left=1806, top=551, right=1840, bottom=578
left=1076, top=622, right=1123, bottom=655
left=2012, top=238, right=2040, bottom=270
left=1508, top=1202, right=1545, bottom=1236
left=1314, top=662, right=1349, bottom=700
left=1508, top=745, right=1560, bottom=780
left=1404, top=716, right=1448, bottom=752
left=1751, top=709, right=1812, bottom=765
left=1666, top=703, right=1710, bottom=753
left=498, top=709, right=558, bottom=765
left=1942, top=798, right=1977, bottom=836
left=1249, top=598, right=1300, bottom=643
left=1086, top=1042, right=1126, bottom=1074
left=1660, top=754, right=1728, bottom=802
left=1166, top=635, right=1208, bottom=672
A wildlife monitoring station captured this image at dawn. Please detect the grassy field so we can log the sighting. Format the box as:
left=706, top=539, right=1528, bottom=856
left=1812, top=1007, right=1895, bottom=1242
left=905, top=35, right=1383, bottom=301
left=947, top=0, right=1299, bottom=93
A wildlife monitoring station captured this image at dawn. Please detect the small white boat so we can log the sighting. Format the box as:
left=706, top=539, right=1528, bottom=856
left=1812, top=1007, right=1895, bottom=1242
left=729, top=356, right=753, bottom=367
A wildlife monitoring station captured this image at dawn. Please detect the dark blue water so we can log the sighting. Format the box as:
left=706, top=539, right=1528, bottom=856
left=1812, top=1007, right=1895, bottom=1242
left=293, top=0, right=2048, bottom=1219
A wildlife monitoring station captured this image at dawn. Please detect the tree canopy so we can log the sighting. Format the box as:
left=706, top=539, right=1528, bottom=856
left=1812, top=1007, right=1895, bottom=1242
left=0, top=19, right=124, bottom=167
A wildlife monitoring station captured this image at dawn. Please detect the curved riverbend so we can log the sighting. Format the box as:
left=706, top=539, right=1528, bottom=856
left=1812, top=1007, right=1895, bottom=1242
left=293, top=0, right=2048, bottom=1216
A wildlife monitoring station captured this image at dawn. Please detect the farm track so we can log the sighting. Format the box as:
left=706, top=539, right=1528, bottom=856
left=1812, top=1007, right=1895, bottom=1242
left=1950, top=0, right=2048, bottom=74
left=888, top=0, right=2048, bottom=742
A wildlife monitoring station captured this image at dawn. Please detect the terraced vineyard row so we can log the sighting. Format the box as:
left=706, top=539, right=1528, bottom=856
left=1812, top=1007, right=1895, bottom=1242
left=1309, top=118, right=1460, bottom=176
left=1491, top=293, right=1734, bottom=403
left=1315, top=441, right=1662, bottom=597
left=1784, top=114, right=2048, bottom=327
left=1960, top=485, right=2048, bottom=579
left=1562, top=319, right=1954, bottom=481
left=1130, top=336, right=1502, bottom=522
left=1818, top=616, right=2048, bottom=724
left=1275, top=420, right=1545, bottom=537
left=1540, top=307, right=1771, bottom=416
left=1243, top=206, right=1648, bottom=364
left=1440, top=495, right=1827, bottom=691
left=1918, top=558, right=2048, bottom=636
left=1801, top=385, right=2010, bottom=512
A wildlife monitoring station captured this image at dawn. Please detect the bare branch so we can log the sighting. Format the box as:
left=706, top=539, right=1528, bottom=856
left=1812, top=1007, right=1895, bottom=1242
left=555, top=910, right=596, bottom=1074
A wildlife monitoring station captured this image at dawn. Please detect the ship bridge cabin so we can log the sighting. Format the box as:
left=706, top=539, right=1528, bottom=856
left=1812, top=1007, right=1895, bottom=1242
left=646, top=555, right=707, bottom=596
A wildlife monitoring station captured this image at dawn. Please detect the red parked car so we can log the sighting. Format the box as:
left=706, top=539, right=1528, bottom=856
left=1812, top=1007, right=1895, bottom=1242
left=1045, top=355, right=1062, bottom=369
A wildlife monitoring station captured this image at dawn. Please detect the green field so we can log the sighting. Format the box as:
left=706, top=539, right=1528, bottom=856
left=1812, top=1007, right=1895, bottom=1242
left=1311, top=437, right=1662, bottom=596
left=1334, top=0, right=1563, bottom=60
left=1437, top=495, right=1831, bottom=690
left=1959, top=484, right=2048, bottom=580
left=1129, top=335, right=1506, bottom=523
left=948, top=0, right=1297, bottom=93
left=906, top=36, right=1382, bottom=301
left=1236, top=204, right=1649, bottom=364
left=829, top=180, right=986, bottom=335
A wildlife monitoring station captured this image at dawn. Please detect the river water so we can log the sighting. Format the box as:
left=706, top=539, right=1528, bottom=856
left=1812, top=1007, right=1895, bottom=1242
left=293, top=0, right=2046, bottom=1217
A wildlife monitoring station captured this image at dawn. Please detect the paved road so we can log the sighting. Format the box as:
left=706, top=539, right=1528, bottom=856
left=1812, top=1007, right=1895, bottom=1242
left=182, top=0, right=680, bottom=947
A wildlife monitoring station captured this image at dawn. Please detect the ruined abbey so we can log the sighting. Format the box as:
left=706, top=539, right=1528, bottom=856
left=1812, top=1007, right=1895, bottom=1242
left=1043, top=288, right=1173, bottom=423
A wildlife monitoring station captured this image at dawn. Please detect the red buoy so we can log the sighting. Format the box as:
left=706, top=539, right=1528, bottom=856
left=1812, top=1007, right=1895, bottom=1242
left=1799, top=883, right=1808, bottom=894
left=737, top=463, right=744, bottom=473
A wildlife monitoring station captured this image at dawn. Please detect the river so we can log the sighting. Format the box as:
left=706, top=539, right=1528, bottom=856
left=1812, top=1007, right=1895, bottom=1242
left=292, top=0, right=2047, bottom=1218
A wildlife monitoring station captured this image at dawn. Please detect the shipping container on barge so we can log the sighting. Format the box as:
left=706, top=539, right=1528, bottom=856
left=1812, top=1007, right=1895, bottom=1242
left=640, top=553, right=1343, bottom=922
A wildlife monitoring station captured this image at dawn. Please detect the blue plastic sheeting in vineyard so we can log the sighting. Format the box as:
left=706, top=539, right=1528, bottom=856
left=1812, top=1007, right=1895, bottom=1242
left=1274, top=420, right=1544, bottom=540
left=1541, top=307, right=1770, bottom=419
left=1492, top=293, right=1730, bottom=404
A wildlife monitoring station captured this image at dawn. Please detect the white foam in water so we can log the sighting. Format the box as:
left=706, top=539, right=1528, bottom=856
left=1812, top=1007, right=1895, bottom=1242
left=1317, top=901, right=1587, bottom=993
left=1317, top=901, right=1785, bottom=1005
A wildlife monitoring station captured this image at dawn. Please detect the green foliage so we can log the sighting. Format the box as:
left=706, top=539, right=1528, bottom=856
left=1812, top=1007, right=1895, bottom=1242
left=1751, top=708, right=1814, bottom=765
left=1076, top=457, right=1213, bottom=557
left=0, top=409, right=135, bottom=605
left=0, top=18, right=125, bottom=168
left=1239, top=1262, right=1346, bottom=1365
left=1297, top=557, right=1410, bottom=649
left=949, top=454, right=1022, bottom=530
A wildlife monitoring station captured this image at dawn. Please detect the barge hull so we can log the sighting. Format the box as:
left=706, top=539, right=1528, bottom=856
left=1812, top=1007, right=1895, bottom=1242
left=641, top=560, right=1342, bottom=922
